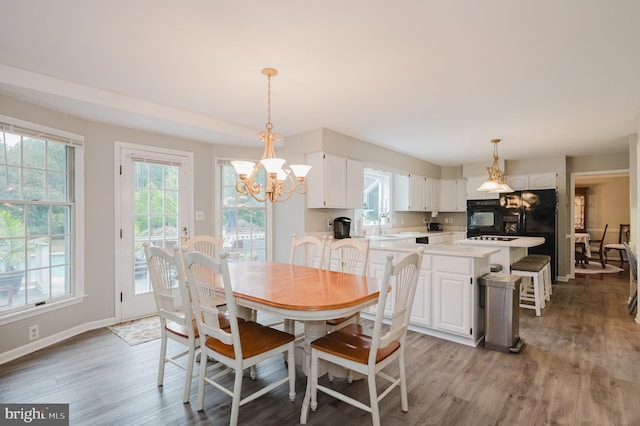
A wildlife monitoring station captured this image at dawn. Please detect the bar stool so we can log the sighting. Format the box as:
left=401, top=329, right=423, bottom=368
left=511, top=259, right=546, bottom=316
left=523, top=254, right=552, bottom=299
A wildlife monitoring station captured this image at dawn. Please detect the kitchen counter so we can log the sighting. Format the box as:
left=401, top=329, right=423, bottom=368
left=456, top=236, right=546, bottom=272
left=456, top=236, right=545, bottom=248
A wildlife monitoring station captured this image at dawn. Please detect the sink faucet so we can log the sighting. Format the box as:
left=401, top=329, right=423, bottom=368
left=379, top=211, right=390, bottom=235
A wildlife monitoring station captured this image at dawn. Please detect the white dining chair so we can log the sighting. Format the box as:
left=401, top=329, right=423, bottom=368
left=143, top=242, right=200, bottom=404
left=182, top=234, right=223, bottom=258
left=285, top=234, right=328, bottom=336
left=182, top=249, right=296, bottom=425
left=324, top=237, right=370, bottom=331
left=301, top=248, right=424, bottom=426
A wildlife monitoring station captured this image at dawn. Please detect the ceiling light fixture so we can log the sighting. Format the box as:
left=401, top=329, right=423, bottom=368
left=231, top=68, right=311, bottom=203
left=476, top=138, right=514, bottom=193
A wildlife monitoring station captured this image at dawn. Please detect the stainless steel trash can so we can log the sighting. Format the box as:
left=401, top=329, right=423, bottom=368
left=479, top=272, right=525, bottom=353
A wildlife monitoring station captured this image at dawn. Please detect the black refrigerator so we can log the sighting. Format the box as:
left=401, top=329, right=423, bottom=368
left=499, top=189, right=558, bottom=282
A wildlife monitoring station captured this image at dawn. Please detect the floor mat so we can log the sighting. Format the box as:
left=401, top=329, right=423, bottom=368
left=107, top=315, right=160, bottom=345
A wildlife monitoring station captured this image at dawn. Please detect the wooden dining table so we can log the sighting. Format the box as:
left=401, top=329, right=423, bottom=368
left=223, top=261, right=383, bottom=376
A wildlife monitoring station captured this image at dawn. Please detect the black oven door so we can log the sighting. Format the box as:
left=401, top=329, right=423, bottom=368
left=466, top=199, right=502, bottom=237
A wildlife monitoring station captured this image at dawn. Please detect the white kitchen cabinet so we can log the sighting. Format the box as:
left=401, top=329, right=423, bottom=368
left=440, top=179, right=467, bottom=212
left=439, top=179, right=456, bottom=212
left=424, top=177, right=439, bottom=211
left=505, top=172, right=557, bottom=191
left=394, top=174, right=439, bottom=212
left=465, top=176, right=499, bottom=200
left=409, top=265, right=432, bottom=327
left=456, top=179, right=467, bottom=211
left=394, top=174, right=421, bottom=211
left=433, top=271, right=471, bottom=336
left=432, top=256, right=473, bottom=337
left=529, top=172, right=557, bottom=189
left=305, top=152, right=364, bottom=208
left=346, top=158, right=364, bottom=209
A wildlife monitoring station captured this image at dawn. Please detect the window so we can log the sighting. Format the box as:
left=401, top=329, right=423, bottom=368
left=357, top=168, right=392, bottom=229
left=217, top=160, right=268, bottom=261
left=0, top=117, right=83, bottom=320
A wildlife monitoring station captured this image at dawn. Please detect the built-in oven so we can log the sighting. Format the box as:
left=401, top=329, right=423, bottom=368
left=466, top=199, right=502, bottom=237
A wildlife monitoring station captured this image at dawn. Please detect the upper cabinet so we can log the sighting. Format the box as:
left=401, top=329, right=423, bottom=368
left=505, top=172, right=557, bottom=190
left=439, top=179, right=466, bottom=212
left=305, top=152, right=364, bottom=209
left=394, top=174, right=439, bottom=212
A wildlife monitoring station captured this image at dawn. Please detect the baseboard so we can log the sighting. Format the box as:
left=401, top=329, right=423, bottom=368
left=557, top=275, right=570, bottom=282
left=0, top=317, right=115, bottom=365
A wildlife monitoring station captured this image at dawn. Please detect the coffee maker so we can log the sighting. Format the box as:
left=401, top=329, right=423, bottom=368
left=333, top=217, right=351, bottom=239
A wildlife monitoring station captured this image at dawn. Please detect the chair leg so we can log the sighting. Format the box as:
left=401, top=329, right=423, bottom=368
left=399, top=347, right=408, bottom=412
left=196, top=349, right=208, bottom=411
left=158, top=333, right=167, bottom=387
left=230, top=366, right=243, bottom=426
left=367, top=372, right=381, bottom=426
left=310, top=350, right=319, bottom=412
left=183, top=345, right=196, bottom=403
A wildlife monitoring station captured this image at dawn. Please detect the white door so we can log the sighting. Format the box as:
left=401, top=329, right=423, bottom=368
left=115, top=143, right=193, bottom=321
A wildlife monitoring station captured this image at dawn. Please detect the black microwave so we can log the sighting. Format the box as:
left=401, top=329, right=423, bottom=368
left=466, top=199, right=502, bottom=237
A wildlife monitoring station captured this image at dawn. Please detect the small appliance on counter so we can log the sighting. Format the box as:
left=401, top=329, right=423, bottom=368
left=333, top=217, right=351, bottom=239
left=428, top=222, right=444, bottom=232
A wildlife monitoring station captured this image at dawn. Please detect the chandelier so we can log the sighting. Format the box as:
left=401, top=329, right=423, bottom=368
left=476, top=138, right=514, bottom=193
left=231, top=68, right=311, bottom=203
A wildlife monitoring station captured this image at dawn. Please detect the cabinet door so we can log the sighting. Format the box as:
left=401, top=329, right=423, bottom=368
left=433, top=271, right=471, bottom=336
left=455, top=179, right=467, bottom=211
left=439, top=179, right=456, bottom=212
left=409, top=269, right=432, bottom=327
left=425, top=177, right=439, bottom=211
left=324, top=154, right=347, bottom=207
left=346, top=159, right=364, bottom=209
left=394, top=174, right=411, bottom=211
left=505, top=174, right=528, bottom=191
left=529, top=172, right=557, bottom=189
left=409, top=174, right=425, bottom=211
left=306, top=152, right=347, bottom=208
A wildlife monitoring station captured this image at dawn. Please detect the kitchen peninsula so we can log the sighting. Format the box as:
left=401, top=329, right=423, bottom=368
left=363, top=236, right=499, bottom=347
left=456, top=235, right=545, bottom=274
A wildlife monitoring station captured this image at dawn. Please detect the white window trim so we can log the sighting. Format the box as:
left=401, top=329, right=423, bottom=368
left=0, top=115, right=85, bottom=325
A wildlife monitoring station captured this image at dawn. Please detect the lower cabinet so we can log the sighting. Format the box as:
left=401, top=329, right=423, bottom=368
left=366, top=248, right=486, bottom=346
left=433, top=271, right=471, bottom=336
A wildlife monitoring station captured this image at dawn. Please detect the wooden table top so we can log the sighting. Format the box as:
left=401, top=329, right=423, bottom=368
left=223, top=261, right=382, bottom=314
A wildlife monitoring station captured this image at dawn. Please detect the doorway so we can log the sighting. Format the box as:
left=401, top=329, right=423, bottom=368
left=570, top=170, right=629, bottom=278
left=115, top=142, right=193, bottom=321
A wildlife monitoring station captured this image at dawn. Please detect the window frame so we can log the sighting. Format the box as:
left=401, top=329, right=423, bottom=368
left=0, top=115, right=85, bottom=325
left=215, top=158, right=273, bottom=262
left=357, top=167, right=392, bottom=231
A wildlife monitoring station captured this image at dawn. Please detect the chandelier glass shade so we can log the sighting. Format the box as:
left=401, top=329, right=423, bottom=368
left=476, top=138, right=514, bottom=193
left=231, top=68, right=311, bottom=203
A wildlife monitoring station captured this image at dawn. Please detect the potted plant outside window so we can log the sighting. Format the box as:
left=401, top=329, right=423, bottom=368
left=0, top=209, right=26, bottom=294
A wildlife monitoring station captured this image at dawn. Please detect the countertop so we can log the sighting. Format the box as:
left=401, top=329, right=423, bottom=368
left=369, top=241, right=499, bottom=258
left=456, top=236, right=545, bottom=248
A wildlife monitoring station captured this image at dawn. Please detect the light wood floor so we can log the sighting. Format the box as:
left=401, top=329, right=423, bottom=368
left=1, top=268, right=639, bottom=425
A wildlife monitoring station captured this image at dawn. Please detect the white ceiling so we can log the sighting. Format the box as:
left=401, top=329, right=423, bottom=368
left=1, top=0, right=639, bottom=166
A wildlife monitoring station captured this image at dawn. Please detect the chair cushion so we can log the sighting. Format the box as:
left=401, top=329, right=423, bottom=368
left=605, top=243, right=625, bottom=250
left=311, top=323, right=400, bottom=365
left=204, top=321, right=294, bottom=359
left=511, top=261, right=545, bottom=272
